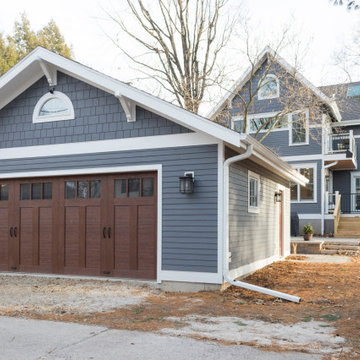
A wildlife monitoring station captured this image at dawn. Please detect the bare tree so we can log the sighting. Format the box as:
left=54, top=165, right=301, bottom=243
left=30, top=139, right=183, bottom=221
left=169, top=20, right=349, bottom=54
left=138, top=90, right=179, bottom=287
left=211, top=42, right=338, bottom=144
left=331, top=0, right=360, bottom=10
left=107, top=0, right=238, bottom=113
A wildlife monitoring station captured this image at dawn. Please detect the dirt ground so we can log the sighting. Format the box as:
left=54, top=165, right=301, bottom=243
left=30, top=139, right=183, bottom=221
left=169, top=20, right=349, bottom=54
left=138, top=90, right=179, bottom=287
left=0, top=256, right=359, bottom=359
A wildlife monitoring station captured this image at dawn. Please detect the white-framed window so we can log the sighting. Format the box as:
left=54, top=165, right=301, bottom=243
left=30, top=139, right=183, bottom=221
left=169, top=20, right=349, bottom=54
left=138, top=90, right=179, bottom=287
left=33, top=91, right=75, bottom=123
left=289, top=110, right=309, bottom=146
left=258, top=74, right=279, bottom=100
left=248, top=170, right=260, bottom=213
left=291, top=163, right=317, bottom=203
left=231, top=112, right=288, bottom=134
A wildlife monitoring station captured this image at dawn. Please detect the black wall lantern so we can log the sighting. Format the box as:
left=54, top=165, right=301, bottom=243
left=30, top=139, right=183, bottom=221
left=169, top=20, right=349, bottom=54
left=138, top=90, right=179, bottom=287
left=179, top=172, right=195, bottom=194
left=274, top=191, right=283, bottom=203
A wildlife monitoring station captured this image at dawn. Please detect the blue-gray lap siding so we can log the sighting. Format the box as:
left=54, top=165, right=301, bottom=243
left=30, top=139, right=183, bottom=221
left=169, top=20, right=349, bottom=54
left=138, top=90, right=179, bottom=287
left=0, top=145, right=218, bottom=273
left=0, top=72, right=191, bottom=148
left=259, top=128, right=322, bottom=157
left=228, top=159, right=289, bottom=270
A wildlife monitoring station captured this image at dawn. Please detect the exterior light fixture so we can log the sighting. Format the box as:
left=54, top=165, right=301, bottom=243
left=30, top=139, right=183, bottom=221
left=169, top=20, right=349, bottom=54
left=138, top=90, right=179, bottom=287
left=179, top=171, right=195, bottom=194
left=274, top=191, right=283, bottom=203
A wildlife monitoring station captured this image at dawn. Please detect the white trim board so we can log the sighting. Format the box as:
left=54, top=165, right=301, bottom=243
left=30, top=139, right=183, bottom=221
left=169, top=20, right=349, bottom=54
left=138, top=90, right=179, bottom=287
left=0, top=47, right=242, bottom=149
left=0, top=132, right=218, bottom=160
left=158, top=270, right=222, bottom=284
left=0, top=164, right=162, bottom=180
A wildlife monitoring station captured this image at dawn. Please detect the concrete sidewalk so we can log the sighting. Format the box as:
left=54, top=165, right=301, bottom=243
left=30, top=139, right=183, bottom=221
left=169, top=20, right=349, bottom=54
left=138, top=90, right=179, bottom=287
left=0, top=316, right=319, bottom=360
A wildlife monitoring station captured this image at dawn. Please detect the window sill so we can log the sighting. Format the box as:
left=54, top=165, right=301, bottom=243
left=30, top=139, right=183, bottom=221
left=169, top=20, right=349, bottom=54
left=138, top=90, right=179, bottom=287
left=248, top=207, right=260, bottom=213
left=289, top=142, right=310, bottom=147
left=291, top=200, right=317, bottom=204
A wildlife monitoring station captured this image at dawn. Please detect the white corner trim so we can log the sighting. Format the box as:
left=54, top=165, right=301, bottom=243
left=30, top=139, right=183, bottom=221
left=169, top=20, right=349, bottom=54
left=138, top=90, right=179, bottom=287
left=158, top=270, right=223, bottom=284
left=228, top=255, right=279, bottom=280
left=217, top=143, right=224, bottom=281
left=32, top=91, right=74, bottom=123
left=0, top=132, right=218, bottom=161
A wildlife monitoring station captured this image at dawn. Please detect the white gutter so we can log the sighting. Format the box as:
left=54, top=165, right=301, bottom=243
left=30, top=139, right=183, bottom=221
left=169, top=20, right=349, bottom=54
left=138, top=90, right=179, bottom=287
left=223, top=145, right=301, bottom=303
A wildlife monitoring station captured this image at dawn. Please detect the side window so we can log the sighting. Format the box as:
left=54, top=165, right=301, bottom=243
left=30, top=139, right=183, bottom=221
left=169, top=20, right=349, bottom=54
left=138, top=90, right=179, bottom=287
left=33, top=91, right=74, bottom=123
left=291, top=165, right=316, bottom=202
left=289, top=111, right=309, bottom=146
left=248, top=171, right=260, bottom=213
left=258, top=74, right=279, bottom=100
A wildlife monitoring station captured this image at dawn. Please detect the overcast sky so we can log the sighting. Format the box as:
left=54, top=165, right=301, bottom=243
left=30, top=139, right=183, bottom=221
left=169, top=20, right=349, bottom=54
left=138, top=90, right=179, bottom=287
left=0, top=0, right=359, bottom=113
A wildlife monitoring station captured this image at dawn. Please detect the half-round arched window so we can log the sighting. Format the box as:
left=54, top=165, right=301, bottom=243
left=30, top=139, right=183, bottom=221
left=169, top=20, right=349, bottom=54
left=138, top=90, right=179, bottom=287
left=33, top=91, right=75, bottom=123
left=258, top=74, right=279, bottom=100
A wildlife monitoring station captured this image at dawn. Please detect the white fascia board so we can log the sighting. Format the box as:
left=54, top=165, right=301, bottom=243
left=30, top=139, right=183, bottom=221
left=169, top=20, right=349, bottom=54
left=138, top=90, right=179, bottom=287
left=240, top=135, right=308, bottom=186
left=0, top=132, right=218, bottom=160
left=332, top=119, right=360, bottom=127
left=24, top=49, right=240, bottom=146
left=1, top=47, right=241, bottom=148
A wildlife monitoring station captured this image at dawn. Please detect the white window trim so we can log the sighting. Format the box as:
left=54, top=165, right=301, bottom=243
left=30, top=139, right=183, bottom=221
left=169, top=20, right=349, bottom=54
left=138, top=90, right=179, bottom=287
left=289, top=109, right=309, bottom=146
left=248, top=170, right=260, bottom=213
left=33, top=91, right=75, bottom=123
left=231, top=112, right=289, bottom=134
left=291, top=162, right=317, bottom=204
left=257, top=74, right=280, bottom=100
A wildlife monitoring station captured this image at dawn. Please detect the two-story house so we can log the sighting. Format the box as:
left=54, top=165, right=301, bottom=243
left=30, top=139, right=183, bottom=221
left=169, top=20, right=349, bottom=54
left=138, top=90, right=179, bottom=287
left=210, top=47, right=360, bottom=237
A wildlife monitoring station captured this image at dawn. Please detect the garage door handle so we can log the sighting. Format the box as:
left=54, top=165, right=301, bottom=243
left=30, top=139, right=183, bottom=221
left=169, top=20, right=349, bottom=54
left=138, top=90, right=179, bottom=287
left=9, top=227, right=13, bottom=238
left=14, top=227, right=17, bottom=238
left=107, top=227, right=111, bottom=239
left=102, top=227, right=106, bottom=239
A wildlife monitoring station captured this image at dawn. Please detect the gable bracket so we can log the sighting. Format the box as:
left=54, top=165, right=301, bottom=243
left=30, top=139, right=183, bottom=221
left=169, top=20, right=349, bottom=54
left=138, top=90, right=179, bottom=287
left=37, top=58, right=57, bottom=87
left=115, top=91, right=136, bottom=122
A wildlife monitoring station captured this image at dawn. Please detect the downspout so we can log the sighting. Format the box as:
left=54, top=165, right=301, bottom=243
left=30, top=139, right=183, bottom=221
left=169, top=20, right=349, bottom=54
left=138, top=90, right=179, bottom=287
left=223, top=144, right=301, bottom=303
left=322, top=161, right=338, bottom=235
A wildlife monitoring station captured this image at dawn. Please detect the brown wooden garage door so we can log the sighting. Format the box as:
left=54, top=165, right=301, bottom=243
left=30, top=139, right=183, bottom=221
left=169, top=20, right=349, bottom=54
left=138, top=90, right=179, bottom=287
left=0, top=172, right=157, bottom=279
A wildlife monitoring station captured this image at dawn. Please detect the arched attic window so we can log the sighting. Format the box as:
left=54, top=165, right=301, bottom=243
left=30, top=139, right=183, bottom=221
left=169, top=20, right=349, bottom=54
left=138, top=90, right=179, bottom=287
left=258, top=74, right=280, bottom=100
left=33, top=91, right=75, bottom=123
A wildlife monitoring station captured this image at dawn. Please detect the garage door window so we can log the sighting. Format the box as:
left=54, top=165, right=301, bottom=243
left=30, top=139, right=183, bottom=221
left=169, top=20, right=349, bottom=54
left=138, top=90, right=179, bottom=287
left=0, top=184, right=8, bottom=201
left=142, top=178, right=154, bottom=197
left=20, top=183, right=52, bottom=200
left=65, top=180, right=101, bottom=199
left=114, top=177, right=154, bottom=198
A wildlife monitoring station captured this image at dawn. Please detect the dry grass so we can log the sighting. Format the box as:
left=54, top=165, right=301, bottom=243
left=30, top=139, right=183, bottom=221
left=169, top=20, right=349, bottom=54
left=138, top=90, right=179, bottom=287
left=1, top=257, right=359, bottom=358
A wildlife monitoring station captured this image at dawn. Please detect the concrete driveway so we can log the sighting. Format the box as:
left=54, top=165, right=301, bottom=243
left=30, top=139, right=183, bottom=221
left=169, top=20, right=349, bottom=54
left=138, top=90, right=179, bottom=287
left=0, top=316, right=319, bottom=360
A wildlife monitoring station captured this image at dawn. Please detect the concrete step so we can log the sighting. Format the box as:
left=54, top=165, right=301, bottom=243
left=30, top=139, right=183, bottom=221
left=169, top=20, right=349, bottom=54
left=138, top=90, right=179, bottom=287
left=320, top=249, right=339, bottom=255
left=337, top=226, right=360, bottom=231
left=323, top=241, right=360, bottom=246
left=322, top=244, right=360, bottom=251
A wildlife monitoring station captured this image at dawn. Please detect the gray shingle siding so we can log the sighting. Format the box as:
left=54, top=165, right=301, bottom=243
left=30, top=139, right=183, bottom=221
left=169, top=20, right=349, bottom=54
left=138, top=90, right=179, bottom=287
left=0, top=72, right=191, bottom=149
left=0, top=144, right=218, bottom=273
left=228, top=158, right=289, bottom=270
